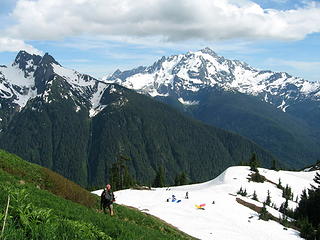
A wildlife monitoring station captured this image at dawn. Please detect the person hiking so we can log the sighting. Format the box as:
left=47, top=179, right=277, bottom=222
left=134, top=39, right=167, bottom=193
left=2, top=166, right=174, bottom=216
left=100, top=184, right=115, bottom=216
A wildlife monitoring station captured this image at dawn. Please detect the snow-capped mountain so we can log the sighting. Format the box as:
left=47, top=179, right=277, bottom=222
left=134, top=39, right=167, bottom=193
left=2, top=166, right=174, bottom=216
left=106, top=47, right=320, bottom=112
left=0, top=51, right=109, bottom=120
left=105, top=48, right=320, bottom=168
left=93, top=166, right=319, bottom=240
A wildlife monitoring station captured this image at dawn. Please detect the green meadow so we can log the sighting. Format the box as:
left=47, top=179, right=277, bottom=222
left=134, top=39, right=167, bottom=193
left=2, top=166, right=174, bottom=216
left=0, top=150, right=194, bottom=240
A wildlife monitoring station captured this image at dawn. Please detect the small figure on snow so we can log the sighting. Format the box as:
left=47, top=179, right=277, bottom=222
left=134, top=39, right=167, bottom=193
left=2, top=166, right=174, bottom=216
left=172, top=195, right=176, bottom=202
left=185, top=191, right=189, bottom=199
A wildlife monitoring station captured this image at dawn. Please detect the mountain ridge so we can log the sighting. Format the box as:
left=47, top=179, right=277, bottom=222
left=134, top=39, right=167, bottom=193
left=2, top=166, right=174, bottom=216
left=104, top=48, right=320, bottom=167
left=0, top=51, right=277, bottom=187
left=106, top=47, right=320, bottom=112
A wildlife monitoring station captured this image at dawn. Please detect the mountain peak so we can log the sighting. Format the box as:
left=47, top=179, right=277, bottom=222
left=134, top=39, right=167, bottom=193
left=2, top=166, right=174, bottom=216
left=13, top=51, right=60, bottom=70
left=106, top=48, right=320, bottom=111
left=199, top=47, right=218, bottom=57
left=41, top=52, right=60, bottom=66
left=13, top=50, right=42, bottom=69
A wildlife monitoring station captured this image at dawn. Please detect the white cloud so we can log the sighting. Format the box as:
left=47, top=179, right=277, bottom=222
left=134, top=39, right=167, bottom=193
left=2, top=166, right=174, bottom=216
left=0, top=37, right=42, bottom=54
left=6, top=0, right=320, bottom=42
left=266, top=58, right=320, bottom=81
left=267, top=58, right=320, bottom=70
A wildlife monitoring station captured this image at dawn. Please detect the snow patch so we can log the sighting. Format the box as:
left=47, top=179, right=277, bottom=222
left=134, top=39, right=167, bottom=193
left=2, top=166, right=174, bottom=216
left=178, top=98, right=199, bottom=105
left=277, top=100, right=289, bottom=112
left=93, top=166, right=318, bottom=240
left=52, top=64, right=95, bottom=87
left=89, top=105, right=107, bottom=117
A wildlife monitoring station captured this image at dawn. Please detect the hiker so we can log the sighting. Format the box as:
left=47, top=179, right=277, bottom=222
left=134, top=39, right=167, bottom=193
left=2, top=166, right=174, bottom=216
left=185, top=191, right=189, bottom=199
left=101, top=184, right=115, bottom=216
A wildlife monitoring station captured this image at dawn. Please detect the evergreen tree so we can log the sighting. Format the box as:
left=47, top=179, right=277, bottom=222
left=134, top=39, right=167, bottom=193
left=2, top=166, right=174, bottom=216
left=174, top=174, right=180, bottom=186
left=252, top=190, right=258, bottom=201
left=110, top=155, right=135, bottom=191
left=295, top=189, right=308, bottom=220
left=238, top=161, right=246, bottom=166
left=299, top=218, right=315, bottom=240
left=271, top=159, right=278, bottom=171
left=249, top=153, right=259, bottom=172
left=265, top=190, right=271, bottom=206
left=316, top=224, right=320, bottom=240
left=153, top=166, right=165, bottom=187
left=259, top=203, right=270, bottom=221
left=174, top=172, right=189, bottom=186
left=237, top=187, right=247, bottom=196
left=277, top=178, right=283, bottom=190
left=279, top=198, right=289, bottom=215
left=304, top=189, right=320, bottom=227
left=243, top=188, right=247, bottom=196
left=311, top=172, right=320, bottom=190
left=301, top=189, right=308, bottom=201
left=237, top=186, right=243, bottom=195
left=282, top=184, right=293, bottom=200
left=179, top=172, right=188, bottom=185
left=250, top=171, right=265, bottom=183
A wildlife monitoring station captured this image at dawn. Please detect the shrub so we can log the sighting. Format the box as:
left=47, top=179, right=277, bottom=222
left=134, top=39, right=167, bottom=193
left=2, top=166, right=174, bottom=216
left=250, top=172, right=266, bottom=183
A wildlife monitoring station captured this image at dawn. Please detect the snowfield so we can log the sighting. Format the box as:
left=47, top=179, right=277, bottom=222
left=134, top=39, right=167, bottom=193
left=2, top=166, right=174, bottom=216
left=92, top=166, right=318, bottom=240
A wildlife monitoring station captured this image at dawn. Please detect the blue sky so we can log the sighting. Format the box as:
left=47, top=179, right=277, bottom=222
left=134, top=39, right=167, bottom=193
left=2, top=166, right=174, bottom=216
left=0, top=0, right=319, bottom=82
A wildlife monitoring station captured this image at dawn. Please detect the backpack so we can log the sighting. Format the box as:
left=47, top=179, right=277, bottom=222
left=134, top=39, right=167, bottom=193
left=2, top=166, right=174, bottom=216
left=102, top=190, right=113, bottom=204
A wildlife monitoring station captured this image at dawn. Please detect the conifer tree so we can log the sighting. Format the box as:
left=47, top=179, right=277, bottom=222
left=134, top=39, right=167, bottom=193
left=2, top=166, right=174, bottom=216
left=279, top=198, right=289, bottom=215
left=249, top=153, right=259, bottom=172
left=174, top=172, right=188, bottom=186
left=237, top=186, right=244, bottom=195
left=282, top=184, right=293, bottom=200
left=265, top=190, right=271, bottom=206
left=316, top=224, right=320, bottom=240
left=174, top=174, right=180, bottom=186
left=299, top=218, right=315, bottom=240
left=311, top=172, right=320, bottom=190
left=259, top=203, right=270, bottom=221
left=295, top=177, right=320, bottom=228
left=110, top=155, right=135, bottom=190
left=179, top=172, right=188, bottom=185
left=237, top=187, right=247, bottom=196
left=252, top=190, right=258, bottom=201
left=271, top=159, right=278, bottom=171
left=277, top=178, right=283, bottom=190
left=153, top=166, right=165, bottom=187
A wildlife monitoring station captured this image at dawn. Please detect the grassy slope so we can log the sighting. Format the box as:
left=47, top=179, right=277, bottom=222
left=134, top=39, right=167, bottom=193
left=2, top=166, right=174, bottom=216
left=0, top=149, right=194, bottom=240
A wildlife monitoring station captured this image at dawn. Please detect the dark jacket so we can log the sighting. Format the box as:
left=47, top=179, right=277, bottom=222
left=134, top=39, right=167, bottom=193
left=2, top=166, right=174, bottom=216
left=100, top=189, right=115, bottom=209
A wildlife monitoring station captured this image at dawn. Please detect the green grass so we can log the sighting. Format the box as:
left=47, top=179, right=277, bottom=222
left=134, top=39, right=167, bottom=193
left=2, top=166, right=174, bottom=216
left=0, top=150, right=194, bottom=240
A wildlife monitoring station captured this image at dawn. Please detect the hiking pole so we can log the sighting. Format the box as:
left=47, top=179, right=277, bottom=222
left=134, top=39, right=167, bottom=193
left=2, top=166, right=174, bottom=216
left=1, top=195, right=10, bottom=238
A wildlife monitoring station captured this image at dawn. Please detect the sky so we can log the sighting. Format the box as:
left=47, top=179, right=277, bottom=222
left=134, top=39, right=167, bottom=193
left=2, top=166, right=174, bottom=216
left=0, top=0, right=319, bottom=82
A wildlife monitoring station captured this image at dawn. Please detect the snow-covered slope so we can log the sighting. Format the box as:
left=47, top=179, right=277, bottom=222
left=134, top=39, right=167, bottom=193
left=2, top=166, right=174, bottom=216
left=0, top=50, right=108, bottom=117
left=93, top=166, right=319, bottom=240
left=106, top=48, right=320, bottom=112
left=0, top=60, right=37, bottom=108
